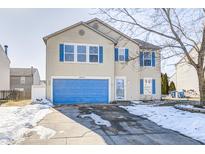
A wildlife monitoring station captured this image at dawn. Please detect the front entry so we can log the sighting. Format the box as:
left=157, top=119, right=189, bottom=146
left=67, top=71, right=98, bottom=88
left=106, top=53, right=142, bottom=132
left=115, top=77, right=126, bottom=100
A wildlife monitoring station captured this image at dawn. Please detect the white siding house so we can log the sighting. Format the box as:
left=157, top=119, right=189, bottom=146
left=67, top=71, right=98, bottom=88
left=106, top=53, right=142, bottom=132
left=170, top=47, right=200, bottom=97
left=0, top=45, right=10, bottom=90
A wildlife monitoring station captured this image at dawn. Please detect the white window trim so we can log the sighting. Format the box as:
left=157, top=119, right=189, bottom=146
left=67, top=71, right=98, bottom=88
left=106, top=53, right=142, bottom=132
left=116, top=48, right=126, bottom=63
left=115, top=76, right=126, bottom=100
left=89, top=45, right=100, bottom=63
left=143, top=51, right=152, bottom=67
left=62, top=43, right=101, bottom=64
left=77, top=45, right=87, bottom=62
left=143, top=78, right=153, bottom=96
left=64, top=44, right=75, bottom=62
left=51, top=76, right=111, bottom=103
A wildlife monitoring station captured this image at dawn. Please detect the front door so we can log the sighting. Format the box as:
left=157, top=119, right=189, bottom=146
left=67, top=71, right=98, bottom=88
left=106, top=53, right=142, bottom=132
left=115, top=77, right=125, bottom=100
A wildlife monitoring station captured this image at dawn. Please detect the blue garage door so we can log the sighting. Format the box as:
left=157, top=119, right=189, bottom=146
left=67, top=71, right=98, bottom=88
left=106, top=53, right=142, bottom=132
left=53, top=79, right=109, bottom=104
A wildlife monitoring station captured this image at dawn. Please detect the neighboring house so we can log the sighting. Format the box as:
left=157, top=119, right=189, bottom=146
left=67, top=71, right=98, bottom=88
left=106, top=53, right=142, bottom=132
left=0, top=45, right=10, bottom=90
left=170, top=47, right=200, bottom=97
left=10, top=67, right=41, bottom=99
left=43, top=18, right=161, bottom=104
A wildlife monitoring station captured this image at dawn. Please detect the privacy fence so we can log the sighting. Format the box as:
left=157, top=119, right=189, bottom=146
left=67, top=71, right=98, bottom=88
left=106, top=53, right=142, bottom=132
left=0, top=90, right=24, bottom=101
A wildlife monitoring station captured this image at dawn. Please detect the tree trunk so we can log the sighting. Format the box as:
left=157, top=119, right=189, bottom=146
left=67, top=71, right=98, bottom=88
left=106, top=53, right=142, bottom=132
left=197, top=69, right=205, bottom=105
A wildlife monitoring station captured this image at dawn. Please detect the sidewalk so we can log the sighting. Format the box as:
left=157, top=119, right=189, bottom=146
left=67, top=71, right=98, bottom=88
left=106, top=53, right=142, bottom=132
left=19, top=108, right=107, bottom=145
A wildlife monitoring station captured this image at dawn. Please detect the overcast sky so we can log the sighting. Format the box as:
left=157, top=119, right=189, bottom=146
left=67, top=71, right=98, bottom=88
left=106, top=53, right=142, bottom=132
left=0, top=9, right=93, bottom=79
left=0, top=8, right=173, bottom=80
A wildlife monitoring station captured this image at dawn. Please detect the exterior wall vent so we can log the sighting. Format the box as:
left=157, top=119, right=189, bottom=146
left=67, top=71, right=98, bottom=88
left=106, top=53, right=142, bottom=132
left=79, top=29, right=85, bottom=36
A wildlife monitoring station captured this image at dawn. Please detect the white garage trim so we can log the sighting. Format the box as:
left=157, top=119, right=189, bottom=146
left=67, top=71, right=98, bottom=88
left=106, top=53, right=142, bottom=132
left=51, top=76, right=111, bottom=103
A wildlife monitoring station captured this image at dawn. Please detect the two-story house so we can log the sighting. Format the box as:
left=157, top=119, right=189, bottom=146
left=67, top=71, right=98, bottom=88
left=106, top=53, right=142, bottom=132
left=43, top=18, right=161, bottom=104
left=0, top=45, right=10, bottom=91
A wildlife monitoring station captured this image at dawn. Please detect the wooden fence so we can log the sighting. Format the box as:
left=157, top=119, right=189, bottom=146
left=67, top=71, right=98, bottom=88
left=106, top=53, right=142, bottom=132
left=0, top=90, right=24, bottom=101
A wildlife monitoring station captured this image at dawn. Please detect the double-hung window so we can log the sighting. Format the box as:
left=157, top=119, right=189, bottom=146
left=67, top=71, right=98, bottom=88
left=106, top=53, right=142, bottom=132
left=118, top=48, right=125, bottom=62
left=77, top=45, right=86, bottom=62
left=144, top=78, right=152, bottom=95
left=60, top=44, right=102, bottom=63
left=140, top=78, right=156, bottom=95
left=89, top=46, right=99, bottom=63
left=65, top=45, right=74, bottom=62
left=144, top=52, right=152, bottom=66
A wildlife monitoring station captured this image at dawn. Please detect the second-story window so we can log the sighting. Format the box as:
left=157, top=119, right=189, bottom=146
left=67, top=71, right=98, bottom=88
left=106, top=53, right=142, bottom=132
left=89, top=46, right=99, bottom=63
left=144, top=52, right=152, bottom=66
left=118, top=48, right=125, bottom=62
left=77, top=45, right=86, bottom=62
left=65, top=45, right=74, bottom=62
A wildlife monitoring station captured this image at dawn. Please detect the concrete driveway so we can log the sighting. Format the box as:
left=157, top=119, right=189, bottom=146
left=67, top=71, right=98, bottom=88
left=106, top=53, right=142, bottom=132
left=20, top=104, right=202, bottom=145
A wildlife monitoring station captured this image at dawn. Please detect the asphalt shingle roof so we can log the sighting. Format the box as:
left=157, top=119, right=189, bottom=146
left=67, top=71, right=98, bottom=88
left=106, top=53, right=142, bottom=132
left=10, top=68, right=37, bottom=76
left=133, top=39, right=161, bottom=50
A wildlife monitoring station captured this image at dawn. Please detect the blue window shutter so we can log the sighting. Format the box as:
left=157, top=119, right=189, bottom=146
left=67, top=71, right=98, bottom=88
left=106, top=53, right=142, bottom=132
left=152, top=51, right=155, bottom=67
left=140, top=79, right=144, bottom=94
left=59, top=44, right=64, bottom=62
left=125, top=48, right=129, bottom=61
left=99, top=46, right=103, bottom=63
left=152, top=79, right=156, bottom=94
left=115, top=48, right=118, bottom=61
left=140, top=52, right=144, bottom=66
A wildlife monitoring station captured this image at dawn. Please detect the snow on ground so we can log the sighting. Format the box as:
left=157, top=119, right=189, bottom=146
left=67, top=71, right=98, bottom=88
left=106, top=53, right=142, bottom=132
left=120, top=104, right=205, bottom=143
left=80, top=113, right=111, bottom=127
left=131, top=101, right=143, bottom=104
left=175, top=104, right=194, bottom=109
left=0, top=99, right=53, bottom=145
left=30, top=126, right=56, bottom=140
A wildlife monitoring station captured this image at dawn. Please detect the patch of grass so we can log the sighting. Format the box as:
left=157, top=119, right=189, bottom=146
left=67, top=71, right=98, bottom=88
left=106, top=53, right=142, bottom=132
left=0, top=100, right=8, bottom=105
left=1, top=100, right=31, bottom=107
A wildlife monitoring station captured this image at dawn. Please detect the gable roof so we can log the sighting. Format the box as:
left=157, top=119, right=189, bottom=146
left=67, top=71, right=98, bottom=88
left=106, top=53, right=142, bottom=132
left=86, top=18, right=140, bottom=46
left=133, top=39, right=161, bottom=50
left=86, top=18, right=161, bottom=50
left=10, top=68, right=38, bottom=76
left=43, top=18, right=161, bottom=50
left=43, top=21, right=117, bottom=44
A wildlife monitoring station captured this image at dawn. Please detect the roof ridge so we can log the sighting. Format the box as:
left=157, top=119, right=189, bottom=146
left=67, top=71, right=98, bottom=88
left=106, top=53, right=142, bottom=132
left=86, top=18, right=140, bottom=46
left=82, top=22, right=117, bottom=44
left=43, top=20, right=116, bottom=44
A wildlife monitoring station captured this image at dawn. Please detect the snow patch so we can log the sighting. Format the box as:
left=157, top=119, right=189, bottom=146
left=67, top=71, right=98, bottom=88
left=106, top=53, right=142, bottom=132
left=120, top=104, right=205, bottom=143
left=30, top=126, right=56, bottom=139
left=131, top=101, right=143, bottom=104
left=0, top=99, right=53, bottom=145
left=175, top=104, right=195, bottom=109
left=80, top=113, right=111, bottom=127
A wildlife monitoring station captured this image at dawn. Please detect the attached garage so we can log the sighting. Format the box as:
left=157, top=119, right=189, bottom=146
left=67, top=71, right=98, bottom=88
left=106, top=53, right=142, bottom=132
left=52, top=77, right=110, bottom=105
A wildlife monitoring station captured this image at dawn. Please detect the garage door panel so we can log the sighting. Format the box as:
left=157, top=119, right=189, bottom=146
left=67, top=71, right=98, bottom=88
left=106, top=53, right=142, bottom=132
left=53, top=79, right=109, bottom=104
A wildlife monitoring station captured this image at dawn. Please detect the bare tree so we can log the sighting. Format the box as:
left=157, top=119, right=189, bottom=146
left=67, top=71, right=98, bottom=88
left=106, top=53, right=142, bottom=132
left=97, top=8, right=205, bottom=105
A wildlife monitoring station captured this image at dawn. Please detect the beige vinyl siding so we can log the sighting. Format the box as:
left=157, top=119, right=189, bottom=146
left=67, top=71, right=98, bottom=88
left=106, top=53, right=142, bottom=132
left=45, top=20, right=161, bottom=101
left=46, top=24, right=115, bottom=101
left=88, top=20, right=161, bottom=100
